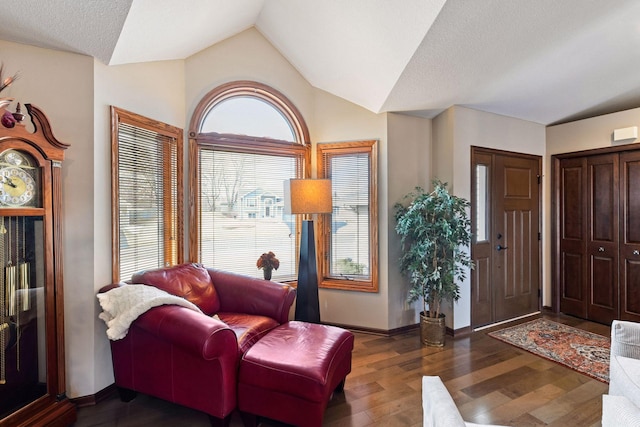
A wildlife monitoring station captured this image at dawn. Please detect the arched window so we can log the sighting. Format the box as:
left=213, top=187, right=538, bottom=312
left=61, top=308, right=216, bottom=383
left=189, top=81, right=310, bottom=281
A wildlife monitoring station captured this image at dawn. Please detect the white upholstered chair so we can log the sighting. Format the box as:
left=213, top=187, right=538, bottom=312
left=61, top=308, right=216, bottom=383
left=422, top=376, right=508, bottom=427
left=602, top=320, right=640, bottom=426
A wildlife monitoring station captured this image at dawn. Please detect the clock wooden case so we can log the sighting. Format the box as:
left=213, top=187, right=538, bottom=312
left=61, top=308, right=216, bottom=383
left=0, top=105, right=76, bottom=426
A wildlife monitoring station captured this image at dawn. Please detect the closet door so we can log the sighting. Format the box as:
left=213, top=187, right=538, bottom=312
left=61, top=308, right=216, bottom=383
left=620, top=151, right=640, bottom=322
left=559, top=157, right=587, bottom=318
left=586, top=154, right=619, bottom=324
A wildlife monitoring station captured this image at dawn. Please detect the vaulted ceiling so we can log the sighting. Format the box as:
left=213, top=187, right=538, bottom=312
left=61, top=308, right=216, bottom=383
left=2, top=0, right=640, bottom=125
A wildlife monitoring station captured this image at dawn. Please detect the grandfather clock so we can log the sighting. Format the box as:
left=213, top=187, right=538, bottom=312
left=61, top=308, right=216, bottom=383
left=0, top=105, right=76, bottom=426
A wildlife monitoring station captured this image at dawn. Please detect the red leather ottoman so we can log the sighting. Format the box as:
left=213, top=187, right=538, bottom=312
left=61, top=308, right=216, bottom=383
left=238, top=321, right=354, bottom=427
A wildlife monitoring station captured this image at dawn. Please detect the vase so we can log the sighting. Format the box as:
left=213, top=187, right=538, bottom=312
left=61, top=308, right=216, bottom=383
left=263, top=268, right=272, bottom=280
left=420, top=311, right=446, bottom=347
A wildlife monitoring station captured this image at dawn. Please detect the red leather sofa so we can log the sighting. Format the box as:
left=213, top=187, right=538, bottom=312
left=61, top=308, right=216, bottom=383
left=100, top=263, right=296, bottom=427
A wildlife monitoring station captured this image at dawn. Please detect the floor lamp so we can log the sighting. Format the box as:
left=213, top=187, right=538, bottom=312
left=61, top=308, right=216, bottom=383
left=284, top=179, right=332, bottom=323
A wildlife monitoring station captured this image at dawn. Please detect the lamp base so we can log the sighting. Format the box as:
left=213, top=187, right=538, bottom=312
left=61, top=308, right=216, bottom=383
left=295, top=219, right=320, bottom=323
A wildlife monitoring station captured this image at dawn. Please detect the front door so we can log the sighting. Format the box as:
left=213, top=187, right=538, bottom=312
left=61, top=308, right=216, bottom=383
left=471, top=147, right=541, bottom=328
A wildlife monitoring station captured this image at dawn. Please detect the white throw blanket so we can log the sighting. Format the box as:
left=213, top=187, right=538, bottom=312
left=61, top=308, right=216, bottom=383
left=97, top=284, right=202, bottom=340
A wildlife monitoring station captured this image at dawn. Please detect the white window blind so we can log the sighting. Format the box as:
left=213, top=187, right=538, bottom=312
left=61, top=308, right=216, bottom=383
left=198, top=148, right=300, bottom=280
left=327, top=153, right=371, bottom=279
left=114, top=118, right=181, bottom=281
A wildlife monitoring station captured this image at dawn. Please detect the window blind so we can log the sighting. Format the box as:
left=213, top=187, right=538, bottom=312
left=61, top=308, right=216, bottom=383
left=116, top=122, right=179, bottom=281
left=198, top=148, right=300, bottom=281
left=326, top=153, right=371, bottom=279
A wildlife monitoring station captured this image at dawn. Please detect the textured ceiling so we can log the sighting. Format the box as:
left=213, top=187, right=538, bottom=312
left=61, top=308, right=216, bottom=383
left=1, top=0, right=640, bottom=125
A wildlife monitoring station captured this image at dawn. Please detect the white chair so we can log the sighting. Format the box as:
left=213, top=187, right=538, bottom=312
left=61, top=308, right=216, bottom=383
left=422, top=376, right=508, bottom=427
left=602, top=320, right=640, bottom=426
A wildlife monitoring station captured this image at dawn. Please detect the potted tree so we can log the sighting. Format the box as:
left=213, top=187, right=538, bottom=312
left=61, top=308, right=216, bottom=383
left=394, top=180, right=473, bottom=346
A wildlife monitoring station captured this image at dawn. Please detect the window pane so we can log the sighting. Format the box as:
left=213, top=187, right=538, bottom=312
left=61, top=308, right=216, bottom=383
left=476, top=164, right=488, bottom=242
left=198, top=149, right=298, bottom=280
left=330, top=153, right=370, bottom=279
left=201, top=97, right=296, bottom=142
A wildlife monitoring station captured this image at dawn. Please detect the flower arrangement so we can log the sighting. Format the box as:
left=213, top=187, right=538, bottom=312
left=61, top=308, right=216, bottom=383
left=0, top=63, right=20, bottom=128
left=256, top=251, right=280, bottom=271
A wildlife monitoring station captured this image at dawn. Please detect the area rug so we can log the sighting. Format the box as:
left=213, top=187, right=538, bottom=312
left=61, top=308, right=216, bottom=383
left=488, top=318, right=610, bottom=383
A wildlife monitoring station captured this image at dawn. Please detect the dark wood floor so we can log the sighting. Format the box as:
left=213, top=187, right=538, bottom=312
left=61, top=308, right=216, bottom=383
left=73, top=313, right=610, bottom=427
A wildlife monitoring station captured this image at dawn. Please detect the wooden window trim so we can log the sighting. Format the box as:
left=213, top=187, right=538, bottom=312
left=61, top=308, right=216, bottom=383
left=188, top=80, right=310, bottom=145
left=317, top=140, right=378, bottom=292
left=111, top=106, right=184, bottom=282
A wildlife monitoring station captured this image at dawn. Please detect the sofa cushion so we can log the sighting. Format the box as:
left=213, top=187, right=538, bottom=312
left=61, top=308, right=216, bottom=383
left=602, top=394, right=640, bottom=427
left=131, top=263, right=220, bottom=315
left=422, top=376, right=467, bottom=427
left=609, top=354, right=640, bottom=408
left=218, top=312, right=279, bottom=354
left=239, top=322, right=353, bottom=400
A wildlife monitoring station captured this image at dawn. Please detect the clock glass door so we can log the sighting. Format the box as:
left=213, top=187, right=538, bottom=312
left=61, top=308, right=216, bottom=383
left=0, top=216, right=46, bottom=418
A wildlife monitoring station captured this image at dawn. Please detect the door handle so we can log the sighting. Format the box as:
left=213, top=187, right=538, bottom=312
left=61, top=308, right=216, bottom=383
left=496, top=244, right=508, bottom=251
left=634, top=250, right=640, bottom=256
left=598, top=247, right=605, bottom=252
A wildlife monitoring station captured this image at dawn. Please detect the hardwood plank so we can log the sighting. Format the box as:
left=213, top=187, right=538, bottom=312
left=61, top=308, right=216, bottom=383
left=73, top=313, right=612, bottom=427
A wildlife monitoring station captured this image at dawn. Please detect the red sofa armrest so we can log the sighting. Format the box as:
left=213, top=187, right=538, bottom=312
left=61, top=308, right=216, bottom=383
left=133, top=305, right=238, bottom=359
left=207, top=269, right=296, bottom=324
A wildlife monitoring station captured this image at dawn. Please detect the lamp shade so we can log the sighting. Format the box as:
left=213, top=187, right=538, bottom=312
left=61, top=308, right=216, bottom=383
left=284, top=179, right=332, bottom=214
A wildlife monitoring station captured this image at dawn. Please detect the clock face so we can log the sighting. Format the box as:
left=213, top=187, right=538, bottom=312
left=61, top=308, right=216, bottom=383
left=0, top=166, right=36, bottom=207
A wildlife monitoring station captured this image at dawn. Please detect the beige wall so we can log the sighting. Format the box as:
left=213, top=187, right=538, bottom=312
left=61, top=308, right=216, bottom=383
left=184, top=28, right=412, bottom=331
left=312, top=90, right=391, bottom=329
left=0, top=26, right=560, bottom=399
left=386, top=113, right=432, bottom=328
left=185, top=28, right=315, bottom=132
left=545, top=107, right=640, bottom=308
left=91, top=60, right=185, bottom=396
left=0, top=40, right=188, bottom=398
left=433, top=106, right=546, bottom=329
left=0, top=40, right=95, bottom=397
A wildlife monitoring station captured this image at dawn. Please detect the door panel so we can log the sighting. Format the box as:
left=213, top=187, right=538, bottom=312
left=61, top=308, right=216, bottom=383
left=494, top=155, right=540, bottom=322
left=586, top=154, right=618, bottom=324
left=471, top=148, right=540, bottom=327
left=559, top=157, right=587, bottom=317
left=620, top=151, right=640, bottom=322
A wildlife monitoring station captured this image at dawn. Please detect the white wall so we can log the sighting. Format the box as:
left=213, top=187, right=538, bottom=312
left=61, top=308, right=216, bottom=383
left=433, top=106, right=546, bottom=330
left=545, top=106, right=640, bottom=308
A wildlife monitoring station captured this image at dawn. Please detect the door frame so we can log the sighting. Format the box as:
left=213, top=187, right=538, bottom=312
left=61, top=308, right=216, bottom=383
left=471, top=146, right=542, bottom=328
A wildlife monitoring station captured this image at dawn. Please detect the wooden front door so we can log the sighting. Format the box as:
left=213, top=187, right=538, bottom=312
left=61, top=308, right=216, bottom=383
left=472, top=148, right=541, bottom=328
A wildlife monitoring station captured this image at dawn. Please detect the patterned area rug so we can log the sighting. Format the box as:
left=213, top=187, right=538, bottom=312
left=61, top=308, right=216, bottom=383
left=488, top=318, right=610, bottom=383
